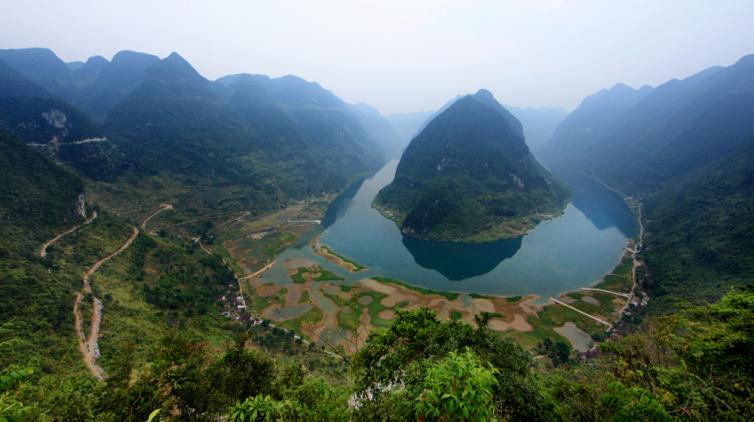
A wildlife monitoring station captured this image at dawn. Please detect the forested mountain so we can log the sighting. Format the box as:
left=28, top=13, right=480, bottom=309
left=541, top=54, right=754, bottom=313
left=0, top=129, right=84, bottom=244
left=0, top=48, right=160, bottom=121
left=543, top=54, right=754, bottom=193
left=386, top=103, right=566, bottom=153
left=642, top=139, right=754, bottom=312
left=0, top=59, right=101, bottom=145
left=0, top=48, right=393, bottom=216
left=375, top=89, right=568, bottom=241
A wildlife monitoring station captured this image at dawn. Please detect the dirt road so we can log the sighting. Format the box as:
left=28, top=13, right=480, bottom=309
left=39, top=211, right=98, bottom=257
left=74, top=204, right=172, bottom=380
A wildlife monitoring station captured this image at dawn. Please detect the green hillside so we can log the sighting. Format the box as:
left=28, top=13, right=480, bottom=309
left=375, top=90, right=569, bottom=242
left=642, top=140, right=754, bottom=312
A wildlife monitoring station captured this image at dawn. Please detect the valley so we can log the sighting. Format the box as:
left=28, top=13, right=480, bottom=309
left=0, top=16, right=753, bottom=417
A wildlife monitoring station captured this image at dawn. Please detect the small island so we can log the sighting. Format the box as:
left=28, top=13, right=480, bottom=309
left=373, top=89, right=569, bottom=242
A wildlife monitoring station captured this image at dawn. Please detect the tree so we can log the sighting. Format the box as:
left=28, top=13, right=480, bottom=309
left=416, top=349, right=499, bottom=421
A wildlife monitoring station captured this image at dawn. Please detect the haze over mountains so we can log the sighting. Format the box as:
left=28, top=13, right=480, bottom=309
left=1, top=39, right=754, bottom=420
left=542, top=54, right=754, bottom=193
left=387, top=103, right=567, bottom=154
left=375, top=89, right=569, bottom=242
left=541, top=54, right=754, bottom=312
left=0, top=47, right=402, bottom=215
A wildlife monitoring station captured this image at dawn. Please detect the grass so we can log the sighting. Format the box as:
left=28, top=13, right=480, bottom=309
left=502, top=315, right=571, bottom=351
left=299, top=290, right=311, bottom=304
left=506, top=295, right=522, bottom=303
left=360, top=291, right=391, bottom=328
left=336, top=309, right=359, bottom=331
left=537, top=302, right=605, bottom=337
left=313, top=269, right=343, bottom=282
left=290, top=266, right=344, bottom=284
left=322, top=246, right=366, bottom=271
left=595, top=254, right=633, bottom=292
left=278, top=307, right=324, bottom=335
left=291, top=269, right=306, bottom=284
left=323, top=289, right=391, bottom=330
left=372, top=276, right=459, bottom=301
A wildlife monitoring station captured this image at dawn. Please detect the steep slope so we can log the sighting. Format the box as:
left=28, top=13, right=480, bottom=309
left=543, top=54, right=754, bottom=193
left=642, top=138, right=754, bottom=313
left=0, top=129, right=84, bottom=243
left=68, top=50, right=161, bottom=121
left=0, top=48, right=73, bottom=99
left=388, top=104, right=567, bottom=153
left=216, top=73, right=389, bottom=164
left=0, top=48, right=161, bottom=121
left=0, top=59, right=100, bottom=144
left=375, top=90, right=569, bottom=242
left=99, top=55, right=385, bottom=215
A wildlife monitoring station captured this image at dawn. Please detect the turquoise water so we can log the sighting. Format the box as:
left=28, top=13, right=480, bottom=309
left=262, top=160, right=635, bottom=299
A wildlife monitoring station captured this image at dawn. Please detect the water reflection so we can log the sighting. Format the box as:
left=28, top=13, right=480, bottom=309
left=402, top=235, right=522, bottom=280
left=548, top=163, right=636, bottom=238
left=322, top=177, right=365, bottom=228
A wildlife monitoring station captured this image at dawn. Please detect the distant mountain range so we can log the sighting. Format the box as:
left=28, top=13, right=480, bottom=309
left=0, top=47, right=401, bottom=215
left=375, top=89, right=569, bottom=242
left=542, top=54, right=754, bottom=194
left=542, top=54, right=754, bottom=312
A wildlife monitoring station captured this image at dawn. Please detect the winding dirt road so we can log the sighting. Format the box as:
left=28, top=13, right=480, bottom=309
left=73, top=205, right=172, bottom=380
left=140, top=203, right=173, bottom=231
left=39, top=211, right=98, bottom=257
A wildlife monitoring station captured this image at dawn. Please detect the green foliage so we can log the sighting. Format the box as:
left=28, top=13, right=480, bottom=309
left=543, top=55, right=754, bottom=195
left=229, top=395, right=304, bottom=421
left=375, top=91, right=568, bottom=241
left=372, top=276, right=459, bottom=300
left=644, top=142, right=754, bottom=312
left=141, top=239, right=234, bottom=315
left=545, top=291, right=754, bottom=420
left=352, top=308, right=553, bottom=420
left=538, top=338, right=572, bottom=367
left=600, top=382, right=672, bottom=422
left=416, top=349, right=498, bottom=421
left=0, top=367, right=34, bottom=421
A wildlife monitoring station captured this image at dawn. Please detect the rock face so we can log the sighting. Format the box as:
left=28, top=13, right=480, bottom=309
left=374, top=89, right=569, bottom=242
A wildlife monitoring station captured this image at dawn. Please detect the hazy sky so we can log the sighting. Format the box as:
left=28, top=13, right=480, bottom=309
left=2, top=0, right=753, bottom=114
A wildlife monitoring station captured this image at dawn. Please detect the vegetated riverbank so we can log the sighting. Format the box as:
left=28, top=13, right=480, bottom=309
left=208, top=168, right=644, bottom=355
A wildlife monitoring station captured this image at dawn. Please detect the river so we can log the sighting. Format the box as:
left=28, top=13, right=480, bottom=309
left=261, top=159, right=635, bottom=299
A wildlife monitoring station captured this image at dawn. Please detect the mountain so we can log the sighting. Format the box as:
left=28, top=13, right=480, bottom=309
left=98, top=54, right=387, bottom=214
left=0, top=48, right=73, bottom=99
left=214, top=73, right=388, bottom=165
left=0, top=129, right=84, bottom=248
left=0, top=48, right=391, bottom=217
left=68, top=50, right=161, bottom=121
left=374, top=89, right=569, bottom=242
left=642, top=138, right=754, bottom=313
left=543, top=54, right=754, bottom=193
left=0, top=58, right=101, bottom=145
left=0, top=48, right=165, bottom=122
left=387, top=104, right=566, bottom=154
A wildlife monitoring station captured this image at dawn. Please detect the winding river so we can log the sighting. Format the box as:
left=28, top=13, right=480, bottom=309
left=262, top=159, right=635, bottom=299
